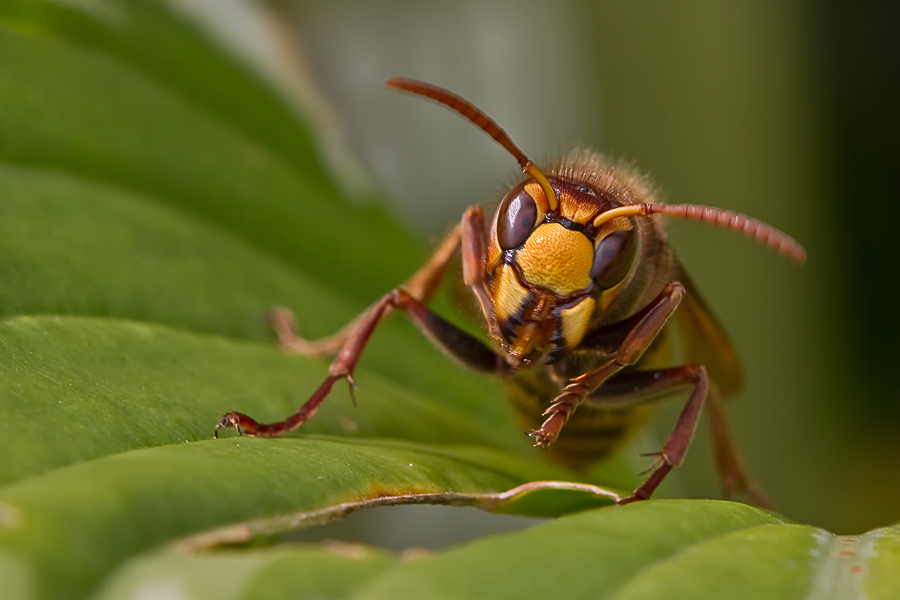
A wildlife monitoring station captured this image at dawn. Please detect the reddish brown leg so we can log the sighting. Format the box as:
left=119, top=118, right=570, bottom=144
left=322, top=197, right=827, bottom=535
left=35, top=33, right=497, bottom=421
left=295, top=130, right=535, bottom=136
left=270, top=223, right=463, bottom=357
left=529, top=282, right=685, bottom=448
left=613, top=366, right=708, bottom=504
left=215, top=287, right=510, bottom=438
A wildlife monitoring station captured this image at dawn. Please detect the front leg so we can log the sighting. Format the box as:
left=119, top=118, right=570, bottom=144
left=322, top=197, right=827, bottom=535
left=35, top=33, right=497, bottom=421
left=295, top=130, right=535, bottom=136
left=215, top=206, right=510, bottom=438
left=529, top=281, right=685, bottom=448
left=216, top=287, right=510, bottom=438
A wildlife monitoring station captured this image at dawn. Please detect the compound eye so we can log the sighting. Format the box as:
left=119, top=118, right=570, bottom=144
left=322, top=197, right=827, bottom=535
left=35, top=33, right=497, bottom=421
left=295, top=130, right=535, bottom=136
left=497, top=189, right=538, bottom=250
left=590, top=230, right=637, bottom=289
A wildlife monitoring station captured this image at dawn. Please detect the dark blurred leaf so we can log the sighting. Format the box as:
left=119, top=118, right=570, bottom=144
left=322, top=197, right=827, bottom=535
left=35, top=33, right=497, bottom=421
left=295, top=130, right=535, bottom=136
left=0, top=0, right=324, bottom=180
left=0, top=9, right=422, bottom=300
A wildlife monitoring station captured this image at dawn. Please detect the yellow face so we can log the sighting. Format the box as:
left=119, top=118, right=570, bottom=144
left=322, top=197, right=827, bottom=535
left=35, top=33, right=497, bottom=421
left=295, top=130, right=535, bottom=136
left=486, top=178, right=638, bottom=366
left=517, top=223, right=594, bottom=296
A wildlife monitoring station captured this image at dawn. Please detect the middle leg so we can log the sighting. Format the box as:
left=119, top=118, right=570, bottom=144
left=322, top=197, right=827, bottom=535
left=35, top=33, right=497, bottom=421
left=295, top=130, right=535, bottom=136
left=575, top=366, right=767, bottom=505
left=270, top=222, right=464, bottom=357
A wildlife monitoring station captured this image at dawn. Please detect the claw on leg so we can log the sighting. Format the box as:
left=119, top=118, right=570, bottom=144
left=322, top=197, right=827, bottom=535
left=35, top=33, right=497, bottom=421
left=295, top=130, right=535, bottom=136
left=617, top=460, right=674, bottom=505
left=638, top=451, right=668, bottom=476
left=345, top=375, right=359, bottom=407
left=528, top=385, right=588, bottom=448
left=527, top=413, right=564, bottom=448
left=214, top=412, right=255, bottom=438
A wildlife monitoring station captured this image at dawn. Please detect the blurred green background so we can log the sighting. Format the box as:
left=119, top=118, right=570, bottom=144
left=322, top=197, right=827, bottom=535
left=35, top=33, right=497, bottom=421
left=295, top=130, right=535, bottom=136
left=259, top=0, right=897, bottom=534
left=18, top=0, right=895, bottom=535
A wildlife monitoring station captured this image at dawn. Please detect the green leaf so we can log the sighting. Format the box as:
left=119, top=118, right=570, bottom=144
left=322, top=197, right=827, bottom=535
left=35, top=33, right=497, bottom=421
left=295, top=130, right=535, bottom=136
left=0, top=435, right=617, bottom=600
left=0, top=315, right=530, bottom=484
left=351, top=500, right=789, bottom=600
left=88, top=501, right=900, bottom=600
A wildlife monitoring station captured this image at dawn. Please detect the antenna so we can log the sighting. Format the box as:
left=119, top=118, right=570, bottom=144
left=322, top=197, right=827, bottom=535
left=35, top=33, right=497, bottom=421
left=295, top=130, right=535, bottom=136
left=386, top=78, right=559, bottom=211
left=592, top=203, right=806, bottom=264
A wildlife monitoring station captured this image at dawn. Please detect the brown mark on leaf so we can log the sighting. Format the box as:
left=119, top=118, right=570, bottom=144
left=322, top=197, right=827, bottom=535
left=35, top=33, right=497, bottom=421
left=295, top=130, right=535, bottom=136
left=401, top=547, right=433, bottom=562
left=0, top=502, right=22, bottom=529
left=321, top=539, right=371, bottom=560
